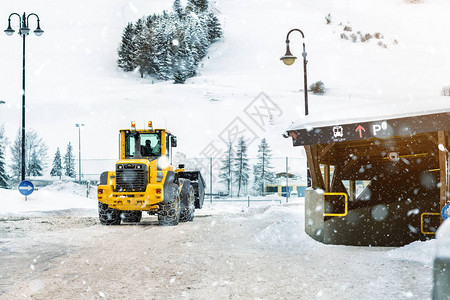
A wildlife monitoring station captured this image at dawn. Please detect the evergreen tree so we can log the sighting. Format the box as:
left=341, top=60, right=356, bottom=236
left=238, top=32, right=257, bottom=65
left=50, top=147, right=63, bottom=179
left=29, top=150, right=43, bottom=177
left=253, top=138, right=275, bottom=196
left=9, top=129, right=48, bottom=179
left=173, top=0, right=185, bottom=19
left=205, top=12, right=222, bottom=42
left=0, top=125, right=8, bottom=188
left=233, top=136, right=250, bottom=197
left=117, top=0, right=222, bottom=83
left=64, top=142, right=76, bottom=178
left=117, top=23, right=137, bottom=72
left=219, top=141, right=233, bottom=196
left=133, top=19, right=150, bottom=78
left=187, top=0, right=209, bottom=13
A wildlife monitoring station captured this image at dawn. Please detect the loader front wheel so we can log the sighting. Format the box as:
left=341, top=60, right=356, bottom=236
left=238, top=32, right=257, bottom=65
left=180, top=182, right=195, bottom=222
left=98, top=202, right=121, bottom=225
left=158, top=183, right=180, bottom=226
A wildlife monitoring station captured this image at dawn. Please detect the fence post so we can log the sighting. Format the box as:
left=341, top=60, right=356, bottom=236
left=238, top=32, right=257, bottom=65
left=286, top=157, right=289, bottom=203
left=248, top=196, right=250, bottom=208
left=210, top=157, right=213, bottom=204
left=86, top=181, right=90, bottom=198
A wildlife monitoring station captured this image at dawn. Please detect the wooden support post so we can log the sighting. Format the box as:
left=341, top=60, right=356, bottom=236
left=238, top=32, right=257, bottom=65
left=324, top=164, right=330, bottom=192
left=304, top=145, right=325, bottom=190
left=438, top=131, right=449, bottom=215
left=349, top=180, right=356, bottom=201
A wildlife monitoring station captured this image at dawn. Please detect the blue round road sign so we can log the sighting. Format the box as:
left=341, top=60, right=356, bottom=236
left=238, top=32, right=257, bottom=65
left=442, top=204, right=450, bottom=221
left=19, top=180, right=34, bottom=196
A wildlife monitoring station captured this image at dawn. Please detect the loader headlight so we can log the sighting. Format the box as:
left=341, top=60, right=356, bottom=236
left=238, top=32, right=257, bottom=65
left=117, top=165, right=123, bottom=169
left=156, top=171, right=163, bottom=182
left=157, top=156, right=170, bottom=170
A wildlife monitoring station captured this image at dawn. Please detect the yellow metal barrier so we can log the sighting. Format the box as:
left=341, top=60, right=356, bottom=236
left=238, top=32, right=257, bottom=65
left=420, top=212, right=440, bottom=235
left=323, top=193, right=348, bottom=217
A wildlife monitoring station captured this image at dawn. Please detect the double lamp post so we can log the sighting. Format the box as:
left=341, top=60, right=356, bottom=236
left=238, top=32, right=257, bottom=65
left=4, top=12, right=44, bottom=181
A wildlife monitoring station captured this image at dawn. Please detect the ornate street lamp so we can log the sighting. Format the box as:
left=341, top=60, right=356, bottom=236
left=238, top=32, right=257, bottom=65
left=5, top=12, right=44, bottom=181
left=281, top=28, right=309, bottom=116
left=281, top=28, right=312, bottom=187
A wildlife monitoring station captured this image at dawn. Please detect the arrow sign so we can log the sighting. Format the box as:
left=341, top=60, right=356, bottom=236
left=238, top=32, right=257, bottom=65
left=18, top=180, right=34, bottom=196
left=355, top=125, right=366, bottom=138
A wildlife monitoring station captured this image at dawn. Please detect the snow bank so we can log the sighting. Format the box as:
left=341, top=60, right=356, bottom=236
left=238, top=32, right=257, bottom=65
left=436, top=218, right=450, bottom=258
left=253, top=205, right=320, bottom=249
left=387, top=219, right=450, bottom=265
left=387, top=239, right=437, bottom=266
left=0, top=182, right=97, bottom=216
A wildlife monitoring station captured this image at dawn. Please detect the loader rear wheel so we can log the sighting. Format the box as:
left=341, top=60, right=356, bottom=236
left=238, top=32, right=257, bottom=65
left=158, top=183, right=180, bottom=226
left=120, top=211, right=142, bottom=223
left=98, top=202, right=121, bottom=225
left=180, top=182, right=195, bottom=222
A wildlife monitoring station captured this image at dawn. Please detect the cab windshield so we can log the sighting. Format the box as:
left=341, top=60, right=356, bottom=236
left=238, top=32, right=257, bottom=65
left=125, top=131, right=161, bottom=158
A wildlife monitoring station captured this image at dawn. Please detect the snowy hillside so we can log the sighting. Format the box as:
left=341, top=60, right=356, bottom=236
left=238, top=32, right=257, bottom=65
left=1, top=0, right=449, bottom=176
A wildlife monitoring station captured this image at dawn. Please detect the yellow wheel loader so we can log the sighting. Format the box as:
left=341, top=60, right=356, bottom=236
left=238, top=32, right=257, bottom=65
left=97, top=121, right=205, bottom=226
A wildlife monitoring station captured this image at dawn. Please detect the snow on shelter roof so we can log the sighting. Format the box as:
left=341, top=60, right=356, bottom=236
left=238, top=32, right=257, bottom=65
left=288, top=97, right=450, bottom=132
left=286, top=97, right=450, bottom=146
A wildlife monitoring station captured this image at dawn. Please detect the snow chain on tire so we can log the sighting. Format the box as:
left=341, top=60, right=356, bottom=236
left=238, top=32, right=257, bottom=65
left=158, top=183, right=181, bottom=226
left=98, top=202, right=121, bottom=225
left=180, top=183, right=195, bottom=222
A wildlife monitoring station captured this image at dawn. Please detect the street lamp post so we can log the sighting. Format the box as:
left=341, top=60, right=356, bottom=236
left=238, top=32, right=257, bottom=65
left=5, top=12, right=44, bottom=181
left=280, top=28, right=309, bottom=116
left=281, top=28, right=312, bottom=187
left=76, top=124, right=85, bottom=184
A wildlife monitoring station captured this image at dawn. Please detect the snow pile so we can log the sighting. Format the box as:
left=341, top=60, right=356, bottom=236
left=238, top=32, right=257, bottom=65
left=41, top=180, right=97, bottom=198
left=436, top=218, right=450, bottom=258
left=387, top=239, right=437, bottom=266
left=0, top=182, right=97, bottom=216
left=253, top=205, right=319, bottom=249
left=387, top=219, right=450, bottom=265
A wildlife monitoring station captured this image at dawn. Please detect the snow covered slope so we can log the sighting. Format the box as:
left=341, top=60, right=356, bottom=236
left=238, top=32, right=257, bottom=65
left=0, top=0, right=449, bottom=173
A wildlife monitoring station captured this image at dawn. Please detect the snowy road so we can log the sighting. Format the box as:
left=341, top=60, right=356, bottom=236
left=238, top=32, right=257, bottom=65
left=0, top=204, right=433, bottom=299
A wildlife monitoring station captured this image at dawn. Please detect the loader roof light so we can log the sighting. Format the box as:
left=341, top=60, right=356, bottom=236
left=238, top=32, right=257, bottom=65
left=131, top=121, right=136, bottom=129
left=148, top=121, right=153, bottom=130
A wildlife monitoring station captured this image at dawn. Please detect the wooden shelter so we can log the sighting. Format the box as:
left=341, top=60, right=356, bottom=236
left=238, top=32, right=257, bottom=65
left=287, top=111, right=449, bottom=246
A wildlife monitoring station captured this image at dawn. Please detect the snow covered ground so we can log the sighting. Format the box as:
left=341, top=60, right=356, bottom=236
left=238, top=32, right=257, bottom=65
left=0, top=183, right=442, bottom=298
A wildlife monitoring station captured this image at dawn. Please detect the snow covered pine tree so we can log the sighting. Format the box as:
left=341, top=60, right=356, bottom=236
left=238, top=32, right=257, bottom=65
left=64, top=142, right=76, bottom=178
left=233, top=136, right=250, bottom=197
left=28, top=150, right=43, bottom=177
left=219, top=141, right=234, bottom=196
left=117, top=0, right=222, bottom=83
left=117, top=22, right=137, bottom=72
left=0, top=125, right=8, bottom=188
left=253, top=138, right=275, bottom=196
left=50, top=147, right=63, bottom=179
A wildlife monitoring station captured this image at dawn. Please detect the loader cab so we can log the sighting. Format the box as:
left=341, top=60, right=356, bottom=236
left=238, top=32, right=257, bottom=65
left=119, top=122, right=177, bottom=162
